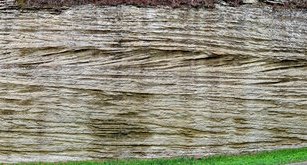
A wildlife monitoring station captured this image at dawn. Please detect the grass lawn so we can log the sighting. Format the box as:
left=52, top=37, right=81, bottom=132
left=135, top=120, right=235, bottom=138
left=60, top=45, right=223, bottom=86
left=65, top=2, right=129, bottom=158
left=25, top=147, right=307, bottom=165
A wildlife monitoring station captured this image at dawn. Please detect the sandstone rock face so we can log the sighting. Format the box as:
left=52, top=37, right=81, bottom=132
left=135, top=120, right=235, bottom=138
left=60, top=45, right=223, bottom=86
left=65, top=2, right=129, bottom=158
left=0, top=3, right=306, bottom=163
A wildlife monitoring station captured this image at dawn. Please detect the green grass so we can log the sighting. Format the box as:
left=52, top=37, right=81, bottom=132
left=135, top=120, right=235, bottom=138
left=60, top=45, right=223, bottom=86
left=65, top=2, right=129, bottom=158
left=24, top=147, right=307, bottom=165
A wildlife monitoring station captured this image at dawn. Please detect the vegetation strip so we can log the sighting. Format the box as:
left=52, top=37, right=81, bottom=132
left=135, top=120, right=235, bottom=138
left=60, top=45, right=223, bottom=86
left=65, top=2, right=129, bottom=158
left=22, top=147, right=307, bottom=165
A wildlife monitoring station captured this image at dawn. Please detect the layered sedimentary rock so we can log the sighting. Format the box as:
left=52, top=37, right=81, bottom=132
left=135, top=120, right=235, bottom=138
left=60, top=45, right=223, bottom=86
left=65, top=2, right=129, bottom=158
left=0, top=2, right=306, bottom=163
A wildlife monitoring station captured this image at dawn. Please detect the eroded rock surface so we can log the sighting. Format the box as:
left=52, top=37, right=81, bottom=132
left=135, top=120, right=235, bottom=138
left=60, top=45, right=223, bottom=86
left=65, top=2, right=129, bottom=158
left=0, top=3, right=306, bottom=163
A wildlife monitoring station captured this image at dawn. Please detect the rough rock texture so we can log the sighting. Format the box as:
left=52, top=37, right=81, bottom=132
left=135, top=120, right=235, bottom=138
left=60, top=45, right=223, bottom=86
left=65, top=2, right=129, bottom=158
left=243, top=0, right=258, bottom=3
left=0, top=3, right=307, bottom=163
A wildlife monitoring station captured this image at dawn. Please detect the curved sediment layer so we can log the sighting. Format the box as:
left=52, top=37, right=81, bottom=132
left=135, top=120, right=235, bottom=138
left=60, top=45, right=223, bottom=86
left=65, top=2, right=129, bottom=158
left=0, top=2, right=306, bottom=163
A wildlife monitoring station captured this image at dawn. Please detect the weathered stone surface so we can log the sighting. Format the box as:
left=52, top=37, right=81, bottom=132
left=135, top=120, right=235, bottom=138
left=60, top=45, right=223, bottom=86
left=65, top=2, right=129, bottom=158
left=243, top=0, right=258, bottom=4
left=265, top=0, right=286, bottom=4
left=0, top=3, right=306, bottom=163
